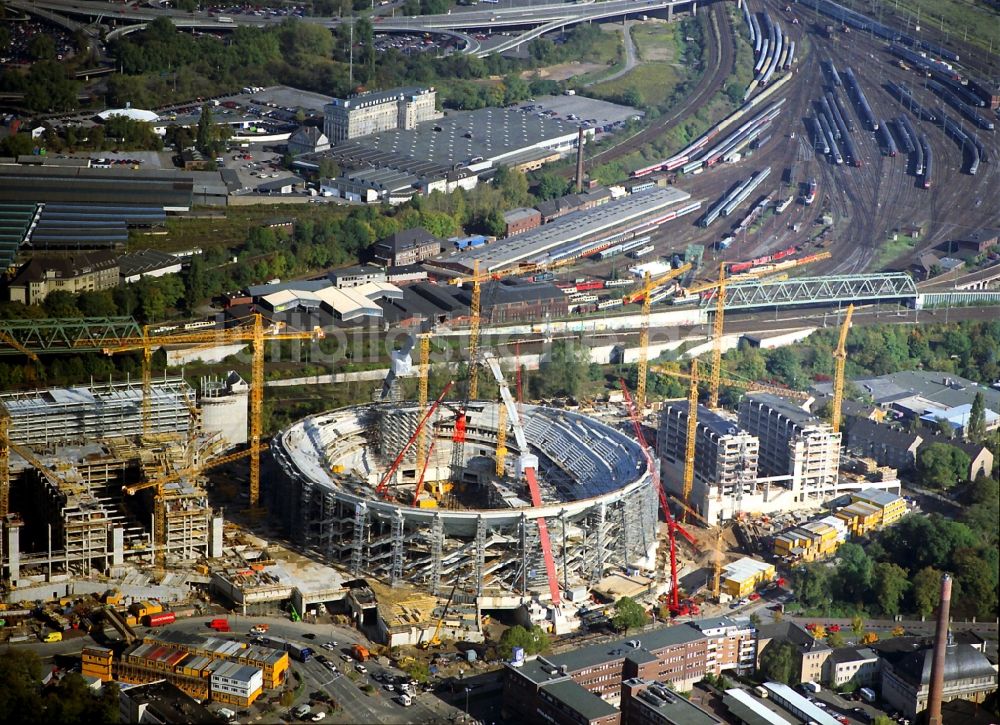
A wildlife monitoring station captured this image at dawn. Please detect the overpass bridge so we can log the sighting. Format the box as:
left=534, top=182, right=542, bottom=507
left=702, top=273, right=920, bottom=310
left=26, top=0, right=698, bottom=56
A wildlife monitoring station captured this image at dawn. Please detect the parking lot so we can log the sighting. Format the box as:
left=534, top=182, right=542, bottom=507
left=515, top=93, right=644, bottom=133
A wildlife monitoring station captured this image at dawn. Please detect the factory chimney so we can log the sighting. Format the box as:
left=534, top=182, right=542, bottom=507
left=925, top=573, right=952, bottom=725
left=575, top=127, right=585, bottom=193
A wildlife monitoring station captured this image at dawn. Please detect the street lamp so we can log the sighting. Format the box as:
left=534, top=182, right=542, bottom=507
left=464, top=686, right=471, bottom=722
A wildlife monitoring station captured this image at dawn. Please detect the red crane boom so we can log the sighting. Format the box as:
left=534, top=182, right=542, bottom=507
left=619, top=379, right=699, bottom=616
left=375, top=381, right=454, bottom=499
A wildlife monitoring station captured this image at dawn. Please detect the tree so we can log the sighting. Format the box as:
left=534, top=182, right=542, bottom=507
left=861, top=631, right=879, bottom=645
left=318, top=157, right=341, bottom=179
left=792, top=565, right=831, bottom=610
left=872, top=562, right=910, bottom=616
left=196, top=104, right=213, bottom=153
left=911, top=567, right=943, bottom=617
left=873, top=717, right=895, bottom=725
left=851, top=615, right=865, bottom=636
left=835, top=543, right=874, bottom=605
left=827, top=630, right=845, bottom=647
left=967, top=391, right=987, bottom=441
left=483, top=209, right=506, bottom=238
left=758, top=639, right=798, bottom=684
left=917, top=442, right=971, bottom=489
left=534, top=338, right=590, bottom=399
left=28, top=34, right=57, bottom=60
left=497, top=625, right=548, bottom=659
left=533, top=172, right=567, bottom=201
left=611, top=596, right=648, bottom=633
left=402, top=659, right=431, bottom=683
left=891, top=625, right=906, bottom=637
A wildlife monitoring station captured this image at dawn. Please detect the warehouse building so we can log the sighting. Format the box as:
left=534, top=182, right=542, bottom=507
left=502, top=207, right=542, bottom=236
left=738, top=394, right=841, bottom=505
left=433, top=188, right=692, bottom=274
left=0, top=167, right=196, bottom=210
left=322, top=87, right=441, bottom=143
left=657, top=402, right=759, bottom=523
left=118, top=249, right=183, bottom=284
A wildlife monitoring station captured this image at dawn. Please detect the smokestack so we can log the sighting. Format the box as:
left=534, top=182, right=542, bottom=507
left=926, top=573, right=952, bottom=725
left=575, top=127, right=585, bottom=193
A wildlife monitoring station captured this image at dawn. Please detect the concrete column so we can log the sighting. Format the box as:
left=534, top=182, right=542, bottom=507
left=111, top=526, right=124, bottom=568
left=210, top=516, right=224, bottom=559
left=667, top=4, right=673, bottom=21
left=6, top=521, right=20, bottom=582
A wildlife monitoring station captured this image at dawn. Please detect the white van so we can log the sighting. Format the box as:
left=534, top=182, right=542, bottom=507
left=217, top=708, right=237, bottom=722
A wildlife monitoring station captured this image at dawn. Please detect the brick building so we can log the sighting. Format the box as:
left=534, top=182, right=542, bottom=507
left=503, top=618, right=755, bottom=724
left=503, top=207, right=542, bottom=236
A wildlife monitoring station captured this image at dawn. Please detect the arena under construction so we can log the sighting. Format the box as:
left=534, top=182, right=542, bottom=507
left=272, top=396, right=658, bottom=611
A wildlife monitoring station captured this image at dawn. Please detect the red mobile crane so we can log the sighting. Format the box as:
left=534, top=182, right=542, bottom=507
left=374, top=382, right=454, bottom=500
left=619, top=380, right=701, bottom=617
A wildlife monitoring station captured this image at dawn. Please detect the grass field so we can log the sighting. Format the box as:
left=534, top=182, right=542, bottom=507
left=589, top=21, right=684, bottom=108
left=874, top=232, right=919, bottom=269
left=588, top=63, right=681, bottom=107
left=632, top=22, right=680, bottom=63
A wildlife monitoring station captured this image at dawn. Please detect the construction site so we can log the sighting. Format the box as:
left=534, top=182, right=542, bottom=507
left=0, top=374, right=242, bottom=590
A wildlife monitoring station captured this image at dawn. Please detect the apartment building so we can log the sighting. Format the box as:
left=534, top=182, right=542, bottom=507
left=503, top=618, right=756, bottom=725
left=658, top=402, right=759, bottom=522
left=8, top=251, right=119, bottom=304
left=323, top=87, right=440, bottom=143
left=738, top=394, right=841, bottom=503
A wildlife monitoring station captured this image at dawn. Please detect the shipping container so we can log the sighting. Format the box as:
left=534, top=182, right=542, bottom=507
left=145, top=612, right=176, bottom=627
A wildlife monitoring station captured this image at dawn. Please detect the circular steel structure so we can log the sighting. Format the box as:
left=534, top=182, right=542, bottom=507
left=272, top=401, right=656, bottom=602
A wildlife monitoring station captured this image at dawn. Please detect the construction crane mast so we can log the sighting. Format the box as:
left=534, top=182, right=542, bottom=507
left=101, top=314, right=324, bottom=510
left=484, top=353, right=561, bottom=606
left=633, top=264, right=692, bottom=411
left=416, top=332, right=431, bottom=472
left=710, top=263, right=726, bottom=409
left=831, top=304, right=854, bottom=434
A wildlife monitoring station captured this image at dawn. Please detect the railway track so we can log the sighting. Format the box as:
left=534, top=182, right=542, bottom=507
left=580, top=1, right=736, bottom=173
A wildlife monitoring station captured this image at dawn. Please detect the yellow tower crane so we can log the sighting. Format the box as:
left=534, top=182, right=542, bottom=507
left=630, top=263, right=692, bottom=411
left=831, top=304, right=854, bottom=434
left=467, top=261, right=483, bottom=400
left=123, top=445, right=261, bottom=568
left=101, top=314, right=324, bottom=510
left=416, top=332, right=432, bottom=473
left=495, top=398, right=508, bottom=477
